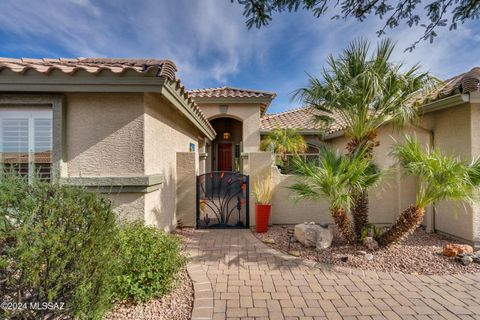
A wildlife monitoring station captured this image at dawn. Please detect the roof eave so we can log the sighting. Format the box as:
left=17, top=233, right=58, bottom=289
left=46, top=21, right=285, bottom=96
left=260, top=128, right=320, bottom=135
left=0, top=71, right=216, bottom=140
left=0, top=71, right=168, bottom=92
left=161, top=81, right=216, bottom=140
left=193, top=96, right=274, bottom=113
left=419, top=93, right=470, bottom=114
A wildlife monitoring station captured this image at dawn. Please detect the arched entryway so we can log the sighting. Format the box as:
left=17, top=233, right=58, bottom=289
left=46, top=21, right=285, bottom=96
left=208, top=117, right=243, bottom=172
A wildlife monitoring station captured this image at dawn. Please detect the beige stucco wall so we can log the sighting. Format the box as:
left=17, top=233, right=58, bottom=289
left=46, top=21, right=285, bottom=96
left=267, top=123, right=428, bottom=228
left=470, top=102, right=480, bottom=245
left=107, top=192, right=145, bottom=222
left=415, top=103, right=474, bottom=243
left=418, top=103, right=476, bottom=244
left=326, top=125, right=417, bottom=225
left=244, top=151, right=272, bottom=226
left=198, top=104, right=262, bottom=152
left=65, top=93, right=145, bottom=176
left=62, top=92, right=203, bottom=231
left=64, top=93, right=148, bottom=223
left=143, top=93, right=201, bottom=231
left=176, top=152, right=197, bottom=227
left=270, top=166, right=331, bottom=224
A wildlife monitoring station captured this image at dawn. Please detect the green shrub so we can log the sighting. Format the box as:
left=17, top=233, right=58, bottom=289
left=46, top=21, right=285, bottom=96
left=111, top=222, right=186, bottom=302
left=359, top=223, right=382, bottom=241
left=0, top=175, right=118, bottom=320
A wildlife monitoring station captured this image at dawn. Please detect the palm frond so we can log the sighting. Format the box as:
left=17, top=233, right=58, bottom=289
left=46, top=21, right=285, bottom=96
left=391, top=136, right=480, bottom=208
left=259, top=128, right=307, bottom=155
left=294, top=38, right=442, bottom=145
left=289, top=146, right=382, bottom=211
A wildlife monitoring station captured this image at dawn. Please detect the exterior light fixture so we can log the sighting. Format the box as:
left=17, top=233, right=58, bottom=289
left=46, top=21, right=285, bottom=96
left=219, top=104, right=229, bottom=114
left=223, top=131, right=231, bottom=140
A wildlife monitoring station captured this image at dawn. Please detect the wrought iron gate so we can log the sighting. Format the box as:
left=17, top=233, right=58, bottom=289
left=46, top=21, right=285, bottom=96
left=196, top=171, right=249, bottom=229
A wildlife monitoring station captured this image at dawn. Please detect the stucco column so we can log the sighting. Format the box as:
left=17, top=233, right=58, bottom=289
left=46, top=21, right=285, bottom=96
left=242, top=109, right=261, bottom=152
left=470, top=99, right=480, bottom=246
left=199, top=139, right=208, bottom=175
left=176, top=152, right=197, bottom=227
left=244, top=152, right=273, bottom=227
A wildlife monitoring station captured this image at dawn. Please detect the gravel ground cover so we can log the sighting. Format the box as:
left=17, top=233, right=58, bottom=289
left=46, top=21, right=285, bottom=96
left=253, top=225, right=480, bottom=275
left=105, top=268, right=193, bottom=320
left=105, top=230, right=194, bottom=320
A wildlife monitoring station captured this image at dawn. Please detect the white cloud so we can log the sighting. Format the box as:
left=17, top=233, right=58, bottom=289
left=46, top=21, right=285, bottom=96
left=0, top=0, right=479, bottom=112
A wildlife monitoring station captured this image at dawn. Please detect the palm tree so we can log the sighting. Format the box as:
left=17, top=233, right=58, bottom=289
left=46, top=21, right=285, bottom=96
left=260, top=128, right=307, bottom=166
left=378, top=136, right=480, bottom=246
left=289, top=146, right=382, bottom=244
left=295, top=38, right=438, bottom=238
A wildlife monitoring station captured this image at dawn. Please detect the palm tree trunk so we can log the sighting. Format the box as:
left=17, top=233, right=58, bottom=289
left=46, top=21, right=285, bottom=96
left=377, top=205, right=425, bottom=246
left=347, top=132, right=379, bottom=239
left=352, top=191, right=368, bottom=237
left=331, top=207, right=356, bottom=244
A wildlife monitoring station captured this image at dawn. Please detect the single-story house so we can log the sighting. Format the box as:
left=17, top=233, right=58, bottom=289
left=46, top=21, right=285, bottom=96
left=0, top=57, right=478, bottom=247
left=0, top=58, right=218, bottom=232
left=0, top=58, right=276, bottom=232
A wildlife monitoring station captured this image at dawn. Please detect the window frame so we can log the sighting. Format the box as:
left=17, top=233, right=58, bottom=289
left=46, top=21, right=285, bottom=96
left=0, top=109, right=53, bottom=182
left=0, top=95, right=65, bottom=182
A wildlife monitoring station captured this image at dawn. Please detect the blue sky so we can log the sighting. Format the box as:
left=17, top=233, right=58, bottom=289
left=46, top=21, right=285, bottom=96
left=0, top=0, right=479, bottom=113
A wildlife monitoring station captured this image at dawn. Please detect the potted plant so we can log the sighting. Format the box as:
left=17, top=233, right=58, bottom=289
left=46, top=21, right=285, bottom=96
left=252, top=175, right=273, bottom=233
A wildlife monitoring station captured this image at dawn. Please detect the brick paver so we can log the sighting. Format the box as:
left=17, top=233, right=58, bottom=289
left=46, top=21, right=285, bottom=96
left=186, top=229, right=480, bottom=320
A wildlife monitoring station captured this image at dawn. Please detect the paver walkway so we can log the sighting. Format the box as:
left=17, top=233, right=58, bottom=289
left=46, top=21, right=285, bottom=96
left=185, top=229, right=480, bottom=320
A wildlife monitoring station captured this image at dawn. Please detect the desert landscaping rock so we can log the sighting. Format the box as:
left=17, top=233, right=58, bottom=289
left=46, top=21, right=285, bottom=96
left=262, top=238, right=275, bottom=244
left=443, top=243, right=474, bottom=257
left=363, top=236, right=379, bottom=251
left=462, top=255, right=474, bottom=266
left=364, top=253, right=374, bottom=261
left=316, top=227, right=333, bottom=249
left=289, top=250, right=301, bottom=257
left=254, top=225, right=480, bottom=275
left=294, top=222, right=333, bottom=248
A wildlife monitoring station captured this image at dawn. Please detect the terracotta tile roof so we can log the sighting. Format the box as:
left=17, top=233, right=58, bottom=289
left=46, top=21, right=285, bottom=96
left=188, top=86, right=276, bottom=99
left=261, top=106, right=346, bottom=134
left=0, top=57, right=178, bottom=80
left=434, top=67, right=480, bottom=99
left=0, top=57, right=215, bottom=136
left=3, top=151, right=51, bottom=164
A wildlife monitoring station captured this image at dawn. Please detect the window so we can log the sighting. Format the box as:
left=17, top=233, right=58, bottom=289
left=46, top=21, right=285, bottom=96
left=0, top=110, right=53, bottom=182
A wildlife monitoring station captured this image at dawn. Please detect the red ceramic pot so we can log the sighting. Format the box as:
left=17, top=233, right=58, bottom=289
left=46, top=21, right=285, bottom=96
left=255, top=204, right=271, bottom=233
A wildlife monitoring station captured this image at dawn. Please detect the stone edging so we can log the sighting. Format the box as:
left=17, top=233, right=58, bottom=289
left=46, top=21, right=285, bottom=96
left=187, top=263, right=214, bottom=320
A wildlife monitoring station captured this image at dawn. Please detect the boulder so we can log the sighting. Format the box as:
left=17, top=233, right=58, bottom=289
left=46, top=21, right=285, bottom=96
left=304, top=226, right=318, bottom=247
left=294, top=223, right=333, bottom=249
left=461, top=255, right=473, bottom=266
left=363, top=237, right=379, bottom=251
left=294, top=223, right=308, bottom=245
left=442, top=244, right=474, bottom=257
left=316, top=227, right=333, bottom=249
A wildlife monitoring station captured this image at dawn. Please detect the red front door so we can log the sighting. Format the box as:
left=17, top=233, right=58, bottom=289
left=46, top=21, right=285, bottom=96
left=217, top=143, right=233, bottom=171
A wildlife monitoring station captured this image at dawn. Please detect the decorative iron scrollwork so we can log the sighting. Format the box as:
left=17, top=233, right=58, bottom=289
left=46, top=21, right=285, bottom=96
left=196, top=171, right=249, bottom=229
